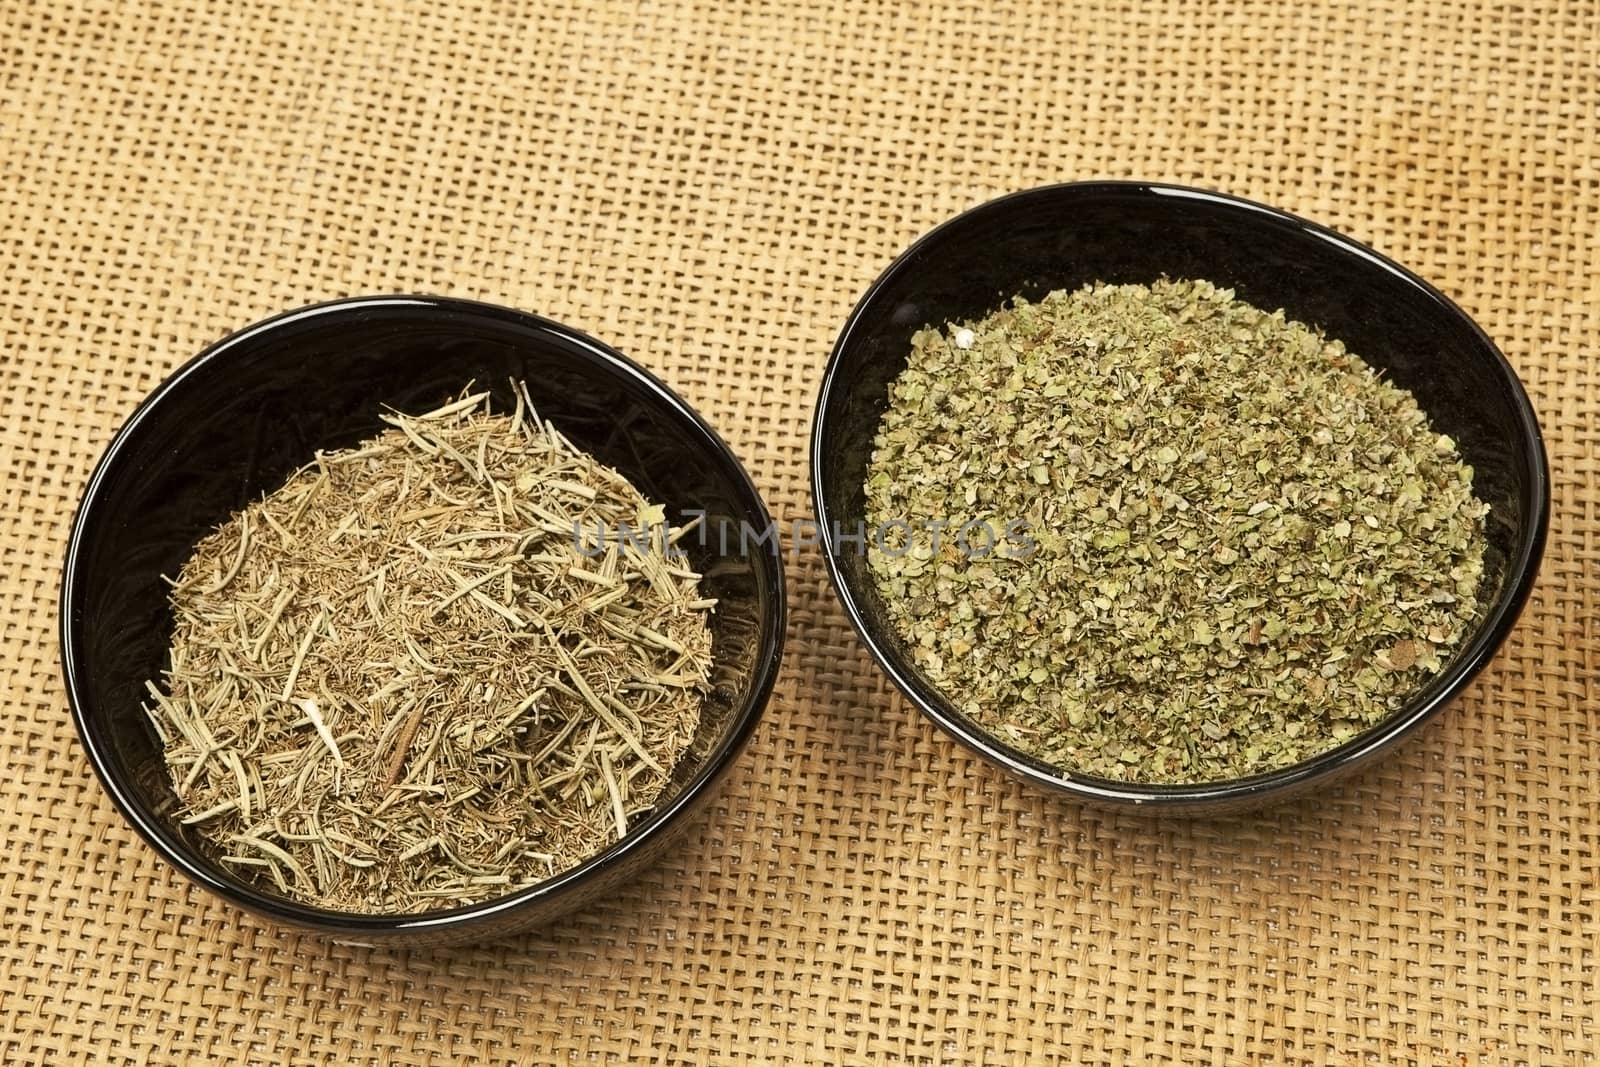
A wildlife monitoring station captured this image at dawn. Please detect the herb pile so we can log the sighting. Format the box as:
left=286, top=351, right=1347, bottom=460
left=865, top=279, right=1489, bottom=783
left=143, top=387, right=714, bottom=912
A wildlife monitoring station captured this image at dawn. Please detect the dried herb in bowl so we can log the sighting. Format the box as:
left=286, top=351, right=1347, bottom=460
left=141, top=385, right=714, bottom=913
left=864, top=279, right=1489, bottom=784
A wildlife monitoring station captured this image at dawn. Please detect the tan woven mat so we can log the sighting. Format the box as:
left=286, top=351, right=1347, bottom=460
left=4, top=0, right=1598, bottom=1062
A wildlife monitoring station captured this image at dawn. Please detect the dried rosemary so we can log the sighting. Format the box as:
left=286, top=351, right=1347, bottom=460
left=865, top=279, right=1490, bottom=783
left=142, top=385, right=714, bottom=912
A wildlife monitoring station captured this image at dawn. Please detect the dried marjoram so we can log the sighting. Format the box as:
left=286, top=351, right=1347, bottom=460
left=142, top=385, right=714, bottom=912
left=865, top=279, right=1490, bottom=783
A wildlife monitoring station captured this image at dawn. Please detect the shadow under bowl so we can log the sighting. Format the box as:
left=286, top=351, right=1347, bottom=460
left=62, top=296, right=786, bottom=943
left=811, top=181, right=1548, bottom=812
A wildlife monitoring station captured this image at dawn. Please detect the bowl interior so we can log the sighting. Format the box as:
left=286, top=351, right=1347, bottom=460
left=814, top=183, right=1546, bottom=805
left=63, top=297, right=783, bottom=929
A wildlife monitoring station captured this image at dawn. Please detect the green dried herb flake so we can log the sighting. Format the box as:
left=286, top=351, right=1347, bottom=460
left=864, top=278, right=1491, bottom=784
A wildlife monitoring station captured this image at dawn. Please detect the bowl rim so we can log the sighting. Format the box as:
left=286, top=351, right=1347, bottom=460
left=811, top=179, right=1551, bottom=808
left=60, top=294, right=787, bottom=933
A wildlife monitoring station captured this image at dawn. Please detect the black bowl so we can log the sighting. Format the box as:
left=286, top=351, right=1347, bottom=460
left=61, top=296, right=786, bottom=942
left=812, top=182, right=1548, bottom=812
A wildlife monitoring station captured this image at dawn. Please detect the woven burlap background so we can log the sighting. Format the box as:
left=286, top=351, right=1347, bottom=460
left=4, top=0, right=1597, bottom=1062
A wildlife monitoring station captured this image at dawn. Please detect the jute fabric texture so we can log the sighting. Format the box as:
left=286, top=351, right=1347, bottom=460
left=2, top=0, right=1597, bottom=1062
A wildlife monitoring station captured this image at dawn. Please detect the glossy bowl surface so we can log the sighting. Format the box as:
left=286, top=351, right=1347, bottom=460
left=812, top=182, right=1548, bottom=811
left=62, top=296, right=786, bottom=942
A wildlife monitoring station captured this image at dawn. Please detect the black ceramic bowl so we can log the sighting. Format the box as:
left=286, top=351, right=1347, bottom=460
left=62, top=296, right=786, bottom=943
left=812, top=182, right=1548, bottom=811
